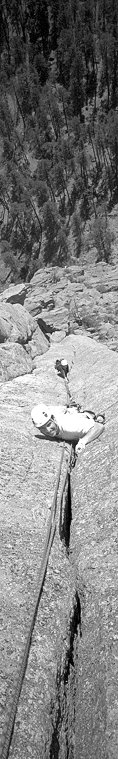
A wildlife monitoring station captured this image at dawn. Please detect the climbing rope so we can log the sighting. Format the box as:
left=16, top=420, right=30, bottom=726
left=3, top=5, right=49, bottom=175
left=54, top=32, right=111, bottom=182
left=0, top=441, right=72, bottom=759
left=1, top=361, right=76, bottom=759
left=55, top=359, right=81, bottom=409
left=1, top=356, right=113, bottom=758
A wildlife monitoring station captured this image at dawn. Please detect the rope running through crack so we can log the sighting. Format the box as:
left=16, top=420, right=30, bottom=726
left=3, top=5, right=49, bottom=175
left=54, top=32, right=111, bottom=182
left=0, top=366, right=73, bottom=759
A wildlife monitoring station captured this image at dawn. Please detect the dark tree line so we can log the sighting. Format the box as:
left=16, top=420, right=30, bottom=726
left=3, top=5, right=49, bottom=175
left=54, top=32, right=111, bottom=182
left=0, top=0, right=118, bottom=279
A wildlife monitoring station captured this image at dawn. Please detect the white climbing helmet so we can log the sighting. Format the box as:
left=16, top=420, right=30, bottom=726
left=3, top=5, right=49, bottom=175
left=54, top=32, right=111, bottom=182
left=31, top=404, right=51, bottom=429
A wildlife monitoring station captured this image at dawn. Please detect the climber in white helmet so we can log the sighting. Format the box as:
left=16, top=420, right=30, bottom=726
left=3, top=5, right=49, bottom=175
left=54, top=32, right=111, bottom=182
left=31, top=403, right=105, bottom=454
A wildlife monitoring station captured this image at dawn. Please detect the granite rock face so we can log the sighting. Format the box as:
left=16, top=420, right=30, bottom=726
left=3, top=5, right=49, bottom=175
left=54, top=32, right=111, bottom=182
left=0, top=342, right=32, bottom=381
left=0, top=335, right=118, bottom=759
left=24, top=262, right=118, bottom=350
left=1, top=259, right=118, bottom=352
left=0, top=283, right=28, bottom=305
left=0, top=302, right=49, bottom=381
left=70, top=337, right=118, bottom=759
left=24, top=266, right=85, bottom=336
left=0, top=302, right=34, bottom=343
left=0, top=256, right=118, bottom=756
left=0, top=340, right=76, bottom=759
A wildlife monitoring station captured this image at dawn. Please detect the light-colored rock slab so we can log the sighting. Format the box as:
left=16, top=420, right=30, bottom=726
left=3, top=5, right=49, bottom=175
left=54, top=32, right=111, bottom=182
left=25, top=324, right=49, bottom=360
left=0, top=334, right=118, bottom=758
left=24, top=263, right=118, bottom=351
left=69, top=336, right=118, bottom=759
left=0, top=303, right=49, bottom=380
left=0, top=342, right=32, bottom=381
left=0, top=283, right=27, bottom=305
left=0, top=343, right=75, bottom=758
left=0, top=303, right=35, bottom=344
left=36, top=305, right=69, bottom=334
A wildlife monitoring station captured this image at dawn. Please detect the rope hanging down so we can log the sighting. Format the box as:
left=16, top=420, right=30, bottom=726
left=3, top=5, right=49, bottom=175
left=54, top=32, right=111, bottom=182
left=55, top=358, right=81, bottom=409
left=55, top=358, right=105, bottom=422
left=1, top=354, right=105, bottom=758
left=1, top=442, right=72, bottom=759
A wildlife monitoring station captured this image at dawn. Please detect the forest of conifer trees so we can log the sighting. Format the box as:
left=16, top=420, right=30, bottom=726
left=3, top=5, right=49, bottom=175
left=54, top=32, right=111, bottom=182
left=0, top=1, right=118, bottom=280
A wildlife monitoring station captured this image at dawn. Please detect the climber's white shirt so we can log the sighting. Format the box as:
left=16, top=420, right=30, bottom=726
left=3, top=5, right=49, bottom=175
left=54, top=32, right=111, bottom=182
left=31, top=404, right=95, bottom=442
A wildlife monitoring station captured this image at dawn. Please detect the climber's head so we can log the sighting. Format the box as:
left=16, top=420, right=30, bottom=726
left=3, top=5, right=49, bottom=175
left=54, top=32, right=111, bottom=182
left=31, top=404, right=51, bottom=429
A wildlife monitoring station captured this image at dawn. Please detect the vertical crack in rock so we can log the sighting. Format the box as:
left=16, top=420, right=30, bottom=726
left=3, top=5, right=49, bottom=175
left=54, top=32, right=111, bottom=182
left=49, top=591, right=82, bottom=759
left=59, top=472, right=72, bottom=553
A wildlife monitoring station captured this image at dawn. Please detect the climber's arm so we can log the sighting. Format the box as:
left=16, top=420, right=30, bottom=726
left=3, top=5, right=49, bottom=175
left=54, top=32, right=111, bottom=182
left=76, top=422, right=104, bottom=453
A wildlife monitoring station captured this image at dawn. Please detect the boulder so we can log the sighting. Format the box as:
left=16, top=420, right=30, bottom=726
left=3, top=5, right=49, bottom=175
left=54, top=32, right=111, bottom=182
left=50, top=329, right=67, bottom=342
left=0, top=283, right=27, bottom=305
left=0, top=301, right=49, bottom=349
left=0, top=342, right=32, bottom=381
left=24, top=266, right=85, bottom=318
left=0, top=302, right=49, bottom=380
left=23, top=264, right=118, bottom=353
left=36, top=306, right=69, bottom=335
left=25, top=324, right=49, bottom=359
left=0, top=302, right=35, bottom=344
left=20, top=289, right=55, bottom=317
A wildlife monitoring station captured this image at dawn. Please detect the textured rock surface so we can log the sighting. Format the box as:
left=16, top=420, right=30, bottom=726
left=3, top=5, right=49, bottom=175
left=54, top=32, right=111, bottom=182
left=24, top=262, right=118, bottom=350
left=0, top=302, right=49, bottom=380
left=0, top=335, right=118, bottom=758
left=0, top=302, right=34, bottom=343
left=69, top=337, right=118, bottom=759
left=1, top=257, right=118, bottom=353
left=0, top=341, right=76, bottom=758
left=0, top=283, right=28, bottom=305
left=0, top=342, right=32, bottom=381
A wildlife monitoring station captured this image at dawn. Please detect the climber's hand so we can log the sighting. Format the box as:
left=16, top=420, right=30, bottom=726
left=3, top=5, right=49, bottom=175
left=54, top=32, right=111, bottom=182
left=75, top=439, right=86, bottom=454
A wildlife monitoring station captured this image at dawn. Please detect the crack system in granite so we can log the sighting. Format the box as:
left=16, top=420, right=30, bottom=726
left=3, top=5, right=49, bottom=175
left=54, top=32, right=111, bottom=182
left=47, top=469, right=82, bottom=759
left=49, top=590, right=82, bottom=759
